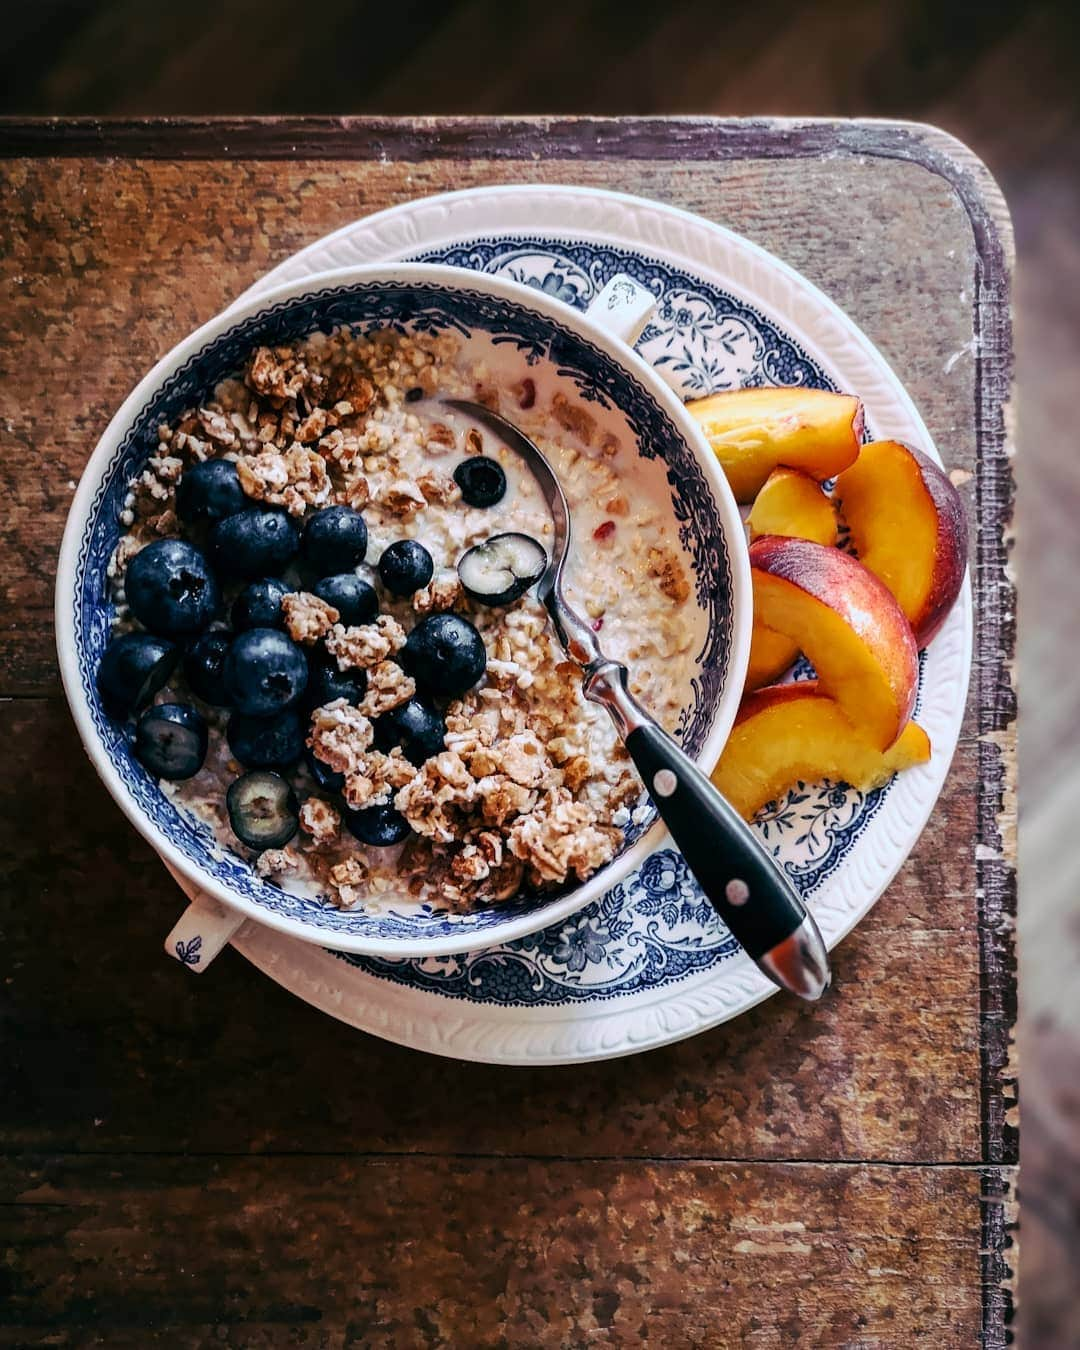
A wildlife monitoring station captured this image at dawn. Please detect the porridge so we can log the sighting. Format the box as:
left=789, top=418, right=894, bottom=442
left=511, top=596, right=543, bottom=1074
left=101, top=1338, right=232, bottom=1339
left=97, top=325, right=698, bottom=912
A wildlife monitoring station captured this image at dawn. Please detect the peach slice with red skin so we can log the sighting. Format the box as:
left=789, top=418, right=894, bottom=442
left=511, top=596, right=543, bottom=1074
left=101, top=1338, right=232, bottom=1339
left=835, top=439, right=968, bottom=647
left=743, top=468, right=837, bottom=690
left=711, top=681, right=931, bottom=819
left=750, top=535, right=919, bottom=750
left=686, top=386, right=863, bottom=502
left=748, top=467, right=838, bottom=547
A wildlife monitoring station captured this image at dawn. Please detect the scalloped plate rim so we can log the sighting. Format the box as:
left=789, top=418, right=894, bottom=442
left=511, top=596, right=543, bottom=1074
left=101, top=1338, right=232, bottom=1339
left=178, top=183, right=973, bottom=1063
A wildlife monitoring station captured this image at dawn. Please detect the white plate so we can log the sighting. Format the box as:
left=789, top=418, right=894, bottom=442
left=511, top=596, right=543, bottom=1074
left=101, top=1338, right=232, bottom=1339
left=167, top=185, right=971, bottom=1065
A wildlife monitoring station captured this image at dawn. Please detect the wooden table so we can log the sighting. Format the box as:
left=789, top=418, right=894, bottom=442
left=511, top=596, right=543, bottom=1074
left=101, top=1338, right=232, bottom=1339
left=0, top=117, right=1016, bottom=1347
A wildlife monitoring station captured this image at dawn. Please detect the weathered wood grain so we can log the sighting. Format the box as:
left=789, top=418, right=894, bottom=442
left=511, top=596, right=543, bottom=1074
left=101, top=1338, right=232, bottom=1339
left=0, top=146, right=978, bottom=695
left=0, top=696, right=981, bottom=1163
left=0, top=118, right=1016, bottom=1345
left=1, top=1155, right=987, bottom=1347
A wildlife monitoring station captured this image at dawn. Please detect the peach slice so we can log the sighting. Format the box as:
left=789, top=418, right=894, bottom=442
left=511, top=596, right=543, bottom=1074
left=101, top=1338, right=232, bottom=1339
left=745, top=473, right=836, bottom=691
left=835, top=439, right=968, bottom=647
left=686, top=386, right=863, bottom=501
left=711, top=681, right=931, bottom=819
left=746, top=624, right=799, bottom=692
left=748, top=467, right=838, bottom=546
left=744, top=470, right=839, bottom=689
left=750, top=535, right=919, bottom=750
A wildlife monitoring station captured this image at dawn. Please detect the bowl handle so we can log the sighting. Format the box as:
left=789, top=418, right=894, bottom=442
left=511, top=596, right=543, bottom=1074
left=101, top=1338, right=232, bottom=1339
left=582, top=274, right=656, bottom=347
left=165, top=890, right=245, bottom=973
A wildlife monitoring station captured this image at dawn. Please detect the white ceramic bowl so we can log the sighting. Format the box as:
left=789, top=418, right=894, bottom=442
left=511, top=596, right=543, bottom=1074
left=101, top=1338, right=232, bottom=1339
left=55, top=263, right=750, bottom=959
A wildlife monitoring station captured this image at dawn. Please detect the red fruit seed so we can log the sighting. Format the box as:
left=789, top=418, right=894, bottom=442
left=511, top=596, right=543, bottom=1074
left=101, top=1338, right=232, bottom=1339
left=591, top=617, right=604, bottom=632
left=593, top=520, right=616, bottom=541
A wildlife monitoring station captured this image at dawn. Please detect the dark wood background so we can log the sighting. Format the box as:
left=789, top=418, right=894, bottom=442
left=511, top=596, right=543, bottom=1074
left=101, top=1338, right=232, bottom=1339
left=2, top=0, right=1073, bottom=1342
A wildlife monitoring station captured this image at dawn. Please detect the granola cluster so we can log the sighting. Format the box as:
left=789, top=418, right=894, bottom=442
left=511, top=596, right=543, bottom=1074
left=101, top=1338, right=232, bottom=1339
left=236, top=445, right=332, bottom=516
left=303, top=541, right=644, bottom=908
left=115, top=323, right=694, bottom=915
left=282, top=591, right=339, bottom=645
left=325, top=616, right=407, bottom=671
left=413, top=569, right=464, bottom=616
left=299, top=667, right=628, bottom=907
left=388, top=736, right=622, bottom=908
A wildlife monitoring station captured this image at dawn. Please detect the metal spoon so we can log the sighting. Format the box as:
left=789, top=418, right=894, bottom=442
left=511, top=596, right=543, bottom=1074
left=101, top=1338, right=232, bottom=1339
left=446, top=399, right=830, bottom=1001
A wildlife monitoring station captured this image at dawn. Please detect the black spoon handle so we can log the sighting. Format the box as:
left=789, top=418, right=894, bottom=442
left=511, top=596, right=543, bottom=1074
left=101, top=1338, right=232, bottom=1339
left=583, top=661, right=830, bottom=1000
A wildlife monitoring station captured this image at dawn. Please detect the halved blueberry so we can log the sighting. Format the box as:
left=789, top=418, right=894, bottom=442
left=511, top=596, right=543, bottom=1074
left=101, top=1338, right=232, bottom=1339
left=231, top=577, right=291, bottom=632
left=175, top=459, right=246, bottom=525
left=302, top=506, right=368, bottom=575
left=134, top=703, right=208, bottom=781
left=454, top=455, right=506, bottom=507
left=208, top=508, right=300, bottom=580
left=401, top=613, right=487, bottom=696
left=344, top=802, right=411, bottom=847
left=226, top=771, right=299, bottom=850
left=457, top=533, right=547, bottom=606
left=305, top=746, right=345, bottom=793
left=125, top=538, right=220, bottom=638
left=223, top=627, right=308, bottom=717
left=378, top=539, right=434, bottom=597
left=182, top=630, right=233, bottom=706
left=312, top=573, right=378, bottom=626
left=375, top=698, right=446, bottom=767
left=304, top=651, right=367, bottom=710
left=226, top=708, right=305, bottom=769
left=96, top=632, right=179, bottom=719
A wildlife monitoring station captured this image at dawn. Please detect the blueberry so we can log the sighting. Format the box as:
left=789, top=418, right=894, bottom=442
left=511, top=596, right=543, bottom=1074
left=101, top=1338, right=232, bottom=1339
left=372, top=713, right=400, bottom=753
left=183, top=630, right=233, bottom=706
left=231, top=577, right=291, bottom=632
left=304, top=650, right=367, bottom=710
left=401, top=613, right=487, bottom=696
left=312, top=573, right=379, bottom=626
left=175, top=459, right=246, bottom=525
left=227, top=771, right=299, bottom=850
left=223, top=627, right=308, bottom=716
left=378, top=539, right=434, bottom=597
left=305, top=746, right=345, bottom=793
left=458, top=532, right=547, bottom=606
left=96, top=632, right=179, bottom=719
left=454, top=456, right=506, bottom=507
left=125, top=538, right=221, bottom=638
left=302, top=506, right=368, bottom=575
left=375, top=698, right=446, bottom=767
left=134, top=702, right=207, bottom=781
left=344, top=802, right=411, bottom=847
left=226, top=708, right=305, bottom=769
left=208, top=507, right=300, bottom=581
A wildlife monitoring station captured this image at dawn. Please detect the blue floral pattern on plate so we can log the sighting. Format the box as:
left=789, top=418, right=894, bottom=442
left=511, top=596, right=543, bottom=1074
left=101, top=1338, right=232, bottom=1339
left=413, top=238, right=827, bottom=391
left=328, top=236, right=919, bottom=1005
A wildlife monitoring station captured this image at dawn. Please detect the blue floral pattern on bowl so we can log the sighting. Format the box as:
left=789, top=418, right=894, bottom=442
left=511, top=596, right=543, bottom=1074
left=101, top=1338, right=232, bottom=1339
left=73, top=279, right=734, bottom=942
left=337, top=781, right=890, bottom=1005
left=325, top=236, right=921, bottom=1005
